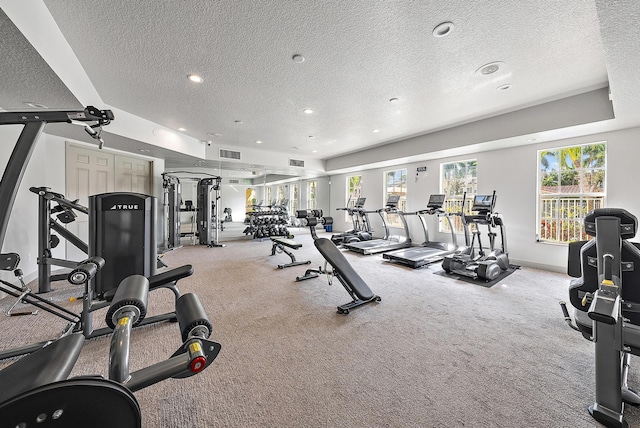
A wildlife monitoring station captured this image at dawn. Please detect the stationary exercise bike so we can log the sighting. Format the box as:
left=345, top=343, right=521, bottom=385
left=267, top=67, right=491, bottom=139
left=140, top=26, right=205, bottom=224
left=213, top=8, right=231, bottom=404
left=561, top=208, right=640, bottom=428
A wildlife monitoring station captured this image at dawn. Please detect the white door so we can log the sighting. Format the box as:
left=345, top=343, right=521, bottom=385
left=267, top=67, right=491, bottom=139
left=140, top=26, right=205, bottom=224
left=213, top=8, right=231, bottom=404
left=65, top=144, right=115, bottom=261
left=115, top=155, right=152, bottom=195
left=65, top=144, right=152, bottom=261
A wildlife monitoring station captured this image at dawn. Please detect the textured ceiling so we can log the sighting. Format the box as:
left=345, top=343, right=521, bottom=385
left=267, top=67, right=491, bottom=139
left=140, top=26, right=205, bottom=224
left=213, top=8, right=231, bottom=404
left=1, top=1, right=639, bottom=177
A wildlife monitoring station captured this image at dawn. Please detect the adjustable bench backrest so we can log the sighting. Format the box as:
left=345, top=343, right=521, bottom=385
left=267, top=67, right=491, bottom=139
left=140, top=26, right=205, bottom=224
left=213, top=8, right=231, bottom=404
left=0, top=332, right=85, bottom=404
left=568, top=208, right=640, bottom=325
left=314, top=238, right=375, bottom=301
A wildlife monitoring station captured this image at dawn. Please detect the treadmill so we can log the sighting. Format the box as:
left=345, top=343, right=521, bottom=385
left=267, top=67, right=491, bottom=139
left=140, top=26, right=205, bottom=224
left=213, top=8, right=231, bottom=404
left=342, top=195, right=411, bottom=255
left=382, top=194, right=458, bottom=268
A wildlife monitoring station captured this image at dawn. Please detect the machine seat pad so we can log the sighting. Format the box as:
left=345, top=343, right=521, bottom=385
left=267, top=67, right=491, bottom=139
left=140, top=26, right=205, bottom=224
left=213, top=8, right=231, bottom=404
left=102, top=265, right=193, bottom=302
left=148, top=264, right=194, bottom=289
left=0, top=333, right=85, bottom=404
left=314, top=238, right=375, bottom=301
left=270, top=237, right=302, bottom=249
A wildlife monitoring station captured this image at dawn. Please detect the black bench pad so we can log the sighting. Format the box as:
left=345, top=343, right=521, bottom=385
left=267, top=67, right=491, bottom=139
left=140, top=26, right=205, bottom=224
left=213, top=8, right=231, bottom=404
left=0, top=332, right=85, bottom=404
left=148, top=264, right=194, bottom=289
left=314, top=238, right=375, bottom=301
left=270, top=237, right=302, bottom=249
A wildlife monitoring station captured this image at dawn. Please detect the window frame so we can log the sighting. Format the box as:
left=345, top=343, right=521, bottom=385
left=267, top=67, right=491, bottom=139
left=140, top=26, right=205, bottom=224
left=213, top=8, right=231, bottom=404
left=536, top=141, right=606, bottom=244
left=383, top=168, right=407, bottom=228
left=439, top=159, right=478, bottom=233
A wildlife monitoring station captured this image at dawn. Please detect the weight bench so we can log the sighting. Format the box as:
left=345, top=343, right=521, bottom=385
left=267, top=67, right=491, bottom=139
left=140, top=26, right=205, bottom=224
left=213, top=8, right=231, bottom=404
left=293, top=208, right=381, bottom=315
left=312, top=238, right=381, bottom=314
left=270, top=237, right=311, bottom=269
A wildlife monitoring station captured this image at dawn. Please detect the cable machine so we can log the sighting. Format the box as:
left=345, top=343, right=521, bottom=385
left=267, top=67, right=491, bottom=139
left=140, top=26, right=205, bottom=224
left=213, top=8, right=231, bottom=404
left=197, top=176, right=225, bottom=248
left=161, top=173, right=181, bottom=250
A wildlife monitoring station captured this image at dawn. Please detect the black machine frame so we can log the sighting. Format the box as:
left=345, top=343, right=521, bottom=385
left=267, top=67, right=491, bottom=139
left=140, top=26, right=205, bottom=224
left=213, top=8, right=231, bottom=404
left=30, top=186, right=89, bottom=293
left=197, top=176, right=225, bottom=247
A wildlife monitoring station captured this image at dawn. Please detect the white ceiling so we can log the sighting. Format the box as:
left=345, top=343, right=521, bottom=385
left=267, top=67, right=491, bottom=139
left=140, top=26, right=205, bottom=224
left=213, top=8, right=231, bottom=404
left=1, top=1, right=639, bottom=178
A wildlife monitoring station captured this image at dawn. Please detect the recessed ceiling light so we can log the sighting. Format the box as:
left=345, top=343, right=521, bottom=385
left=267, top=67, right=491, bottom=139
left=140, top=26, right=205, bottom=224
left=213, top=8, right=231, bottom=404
left=312, top=149, right=318, bottom=153
left=255, top=140, right=263, bottom=144
left=432, top=21, right=454, bottom=38
left=476, top=61, right=505, bottom=75
left=528, top=138, right=537, bottom=142
left=24, top=102, right=48, bottom=108
left=373, top=129, right=380, bottom=133
left=497, top=84, right=512, bottom=91
left=303, top=109, right=314, bottom=114
left=207, top=132, right=223, bottom=137
left=292, top=146, right=301, bottom=150
left=389, top=98, right=399, bottom=103
left=292, top=54, right=305, bottom=63
left=187, top=74, right=203, bottom=83
left=138, top=149, right=150, bottom=153
left=234, top=120, right=243, bottom=124
left=178, top=127, right=186, bottom=131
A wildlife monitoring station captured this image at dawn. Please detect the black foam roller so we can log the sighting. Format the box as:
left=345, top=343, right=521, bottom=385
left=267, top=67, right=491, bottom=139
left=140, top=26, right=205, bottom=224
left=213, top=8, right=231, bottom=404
left=105, top=275, right=149, bottom=329
left=323, top=216, right=333, bottom=225
left=176, top=293, right=212, bottom=342
left=306, top=217, right=318, bottom=227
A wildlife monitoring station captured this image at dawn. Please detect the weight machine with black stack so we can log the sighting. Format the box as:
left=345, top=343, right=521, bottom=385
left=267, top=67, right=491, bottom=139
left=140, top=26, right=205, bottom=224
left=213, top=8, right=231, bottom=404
left=161, top=173, right=181, bottom=250
left=197, top=176, right=225, bottom=247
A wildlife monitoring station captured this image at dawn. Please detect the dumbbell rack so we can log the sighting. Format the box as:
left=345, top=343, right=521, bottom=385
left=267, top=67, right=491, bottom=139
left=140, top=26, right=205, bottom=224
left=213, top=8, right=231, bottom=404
left=243, top=207, right=291, bottom=239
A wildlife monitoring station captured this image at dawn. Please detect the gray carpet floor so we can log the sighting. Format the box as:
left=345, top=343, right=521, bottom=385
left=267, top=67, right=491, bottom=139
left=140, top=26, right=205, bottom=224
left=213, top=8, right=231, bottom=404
left=1, top=224, right=638, bottom=427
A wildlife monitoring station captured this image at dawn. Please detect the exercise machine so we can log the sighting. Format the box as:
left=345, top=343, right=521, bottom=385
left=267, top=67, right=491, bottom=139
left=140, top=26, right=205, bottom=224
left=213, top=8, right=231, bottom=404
left=28, top=186, right=90, bottom=293
left=441, top=191, right=509, bottom=281
left=89, top=192, right=157, bottom=297
left=0, top=272, right=221, bottom=427
left=331, top=197, right=373, bottom=245
left=0, top=106, right=113, bottom=255
left=0, top=250, right=194, bottom=360
left=197, top=176, right=225, bottom=247
left=295, top=210, right=381, bottom=314
left=383, top=194, right=458, bottom=268
left=161, top=173, right=181, bottom=250
left=560, top=208, right=640, bottom=428
left=342, top=195, right=411, bottom=255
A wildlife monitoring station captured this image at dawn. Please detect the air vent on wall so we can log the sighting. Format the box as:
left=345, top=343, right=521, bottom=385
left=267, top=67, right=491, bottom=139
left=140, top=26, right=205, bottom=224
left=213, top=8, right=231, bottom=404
left=219, top=148, right=241, bottom=160
left=228, top=179, right=240, bottom=184
left=289, top=158, right=304, bottom=167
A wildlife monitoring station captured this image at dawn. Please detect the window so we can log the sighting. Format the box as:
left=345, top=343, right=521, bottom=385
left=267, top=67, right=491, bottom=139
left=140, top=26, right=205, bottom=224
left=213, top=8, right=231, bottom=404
left=290, top=183, right=299, bottom=214
left=346, top=175, right=362, bottom=221
left=440, top=160, right=477, bottom=232
left=307, top=181, right=317, bottom=210
left=384, top=169, right=407, bottom=227
left=538, top=142, right=606, bottom=243
left=264, top=187, right=271, bottom=206
left=277, top=185, right=285, bottom=205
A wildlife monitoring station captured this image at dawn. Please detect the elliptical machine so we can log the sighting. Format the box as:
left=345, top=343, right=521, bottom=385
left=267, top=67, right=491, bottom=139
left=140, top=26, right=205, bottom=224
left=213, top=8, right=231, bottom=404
left=331, top=197, right=372, bottom=245
left=441, top=191, right=509, bottom=281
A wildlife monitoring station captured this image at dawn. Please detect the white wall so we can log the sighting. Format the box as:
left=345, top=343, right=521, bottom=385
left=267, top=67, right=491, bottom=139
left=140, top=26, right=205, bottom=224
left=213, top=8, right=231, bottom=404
left=329, top=126, right=640, bottom=273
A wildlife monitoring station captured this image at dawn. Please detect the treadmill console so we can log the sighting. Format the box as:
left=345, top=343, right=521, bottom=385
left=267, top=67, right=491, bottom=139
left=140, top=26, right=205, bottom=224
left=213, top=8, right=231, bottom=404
left=427, top=194, right=446, bottom=209
left=386, top=195, right=400, bottom=208
left=355, top=197, right=366, bottom=208
left=471, top=194, right=495, bottom=213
